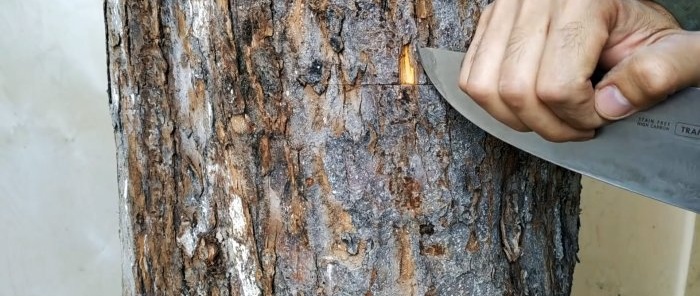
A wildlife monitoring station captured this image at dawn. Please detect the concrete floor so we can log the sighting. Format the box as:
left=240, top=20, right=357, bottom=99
left=0, top=0, right=697, bottom=295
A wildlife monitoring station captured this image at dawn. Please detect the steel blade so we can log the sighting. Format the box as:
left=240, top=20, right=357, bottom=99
left=419, top=47, right=700, bottom=213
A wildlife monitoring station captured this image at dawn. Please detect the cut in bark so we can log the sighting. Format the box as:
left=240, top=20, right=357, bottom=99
left=104, top=0, right=581, bottom=295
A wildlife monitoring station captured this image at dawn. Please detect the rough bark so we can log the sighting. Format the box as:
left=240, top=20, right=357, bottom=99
left=104, top=0, right=582, bottom=295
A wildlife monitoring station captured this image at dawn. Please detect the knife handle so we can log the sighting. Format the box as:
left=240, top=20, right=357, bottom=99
left=653, top=0, right=700, bottom=31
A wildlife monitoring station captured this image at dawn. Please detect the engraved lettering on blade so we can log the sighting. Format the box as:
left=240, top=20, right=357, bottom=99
left=636, top=116, right=671, bottom=131
left=675, top=123, right=700, bottom=139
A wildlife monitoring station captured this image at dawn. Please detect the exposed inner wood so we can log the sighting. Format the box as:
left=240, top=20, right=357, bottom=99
left=400, top=44, right=417, bottom=85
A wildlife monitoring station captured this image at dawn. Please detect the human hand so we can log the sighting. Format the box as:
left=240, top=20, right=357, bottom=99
left=459, top=0, right=700, bottom=142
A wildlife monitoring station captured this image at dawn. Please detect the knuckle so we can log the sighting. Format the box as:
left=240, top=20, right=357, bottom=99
left=629, top=57, right=676, bottom=97
left=460, top=78, right=495, bottom=105
left=502, top=96, right=527, bottom=112
left=536, top=82, right=565, bottom=104
left=536, top=77, right=588, bottom=105
left=498, top=79, right=532, bottom=111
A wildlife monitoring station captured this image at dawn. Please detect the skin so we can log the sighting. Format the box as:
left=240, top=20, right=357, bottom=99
left=459, top=0, right=700, bottom=142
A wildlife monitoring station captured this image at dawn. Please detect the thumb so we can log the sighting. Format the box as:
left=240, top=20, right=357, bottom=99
left=595, top=32, right=700, bottom=120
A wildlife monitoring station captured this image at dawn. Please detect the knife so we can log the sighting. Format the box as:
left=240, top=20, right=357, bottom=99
left=419, top=47, right=700, bottom=213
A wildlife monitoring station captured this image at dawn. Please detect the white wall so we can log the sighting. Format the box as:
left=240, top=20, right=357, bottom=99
left=573, top=178, right=697, bottom=296
left=0, top=1, right=120, bottom=295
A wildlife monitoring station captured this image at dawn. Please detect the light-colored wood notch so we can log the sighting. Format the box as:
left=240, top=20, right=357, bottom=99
left=399, top=44, right=416, bottom=85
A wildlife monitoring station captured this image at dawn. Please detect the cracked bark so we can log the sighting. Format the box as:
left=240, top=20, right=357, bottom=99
left=104, top=0, right=582, bottom=295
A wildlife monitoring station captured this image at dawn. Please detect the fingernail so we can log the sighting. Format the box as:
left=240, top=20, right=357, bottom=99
left=595, top=86, right=635, bottom=119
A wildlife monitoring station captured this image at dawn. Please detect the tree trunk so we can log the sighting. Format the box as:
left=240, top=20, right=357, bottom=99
left=104, top=0, right=582, bottom=295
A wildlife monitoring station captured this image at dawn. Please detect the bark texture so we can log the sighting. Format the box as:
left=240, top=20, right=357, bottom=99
left=104, top=0, right=582, bottom=295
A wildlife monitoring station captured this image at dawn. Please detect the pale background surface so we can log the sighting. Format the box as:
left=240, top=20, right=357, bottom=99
left=0, top=0, right=120, bottom=295
left=573, top=178, right=697, bottom=296
left=0, top=0, right=696, bottom=295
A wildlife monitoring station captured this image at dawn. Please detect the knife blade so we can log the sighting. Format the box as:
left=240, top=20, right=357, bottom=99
left=419, top=47, right=700, bottom=213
